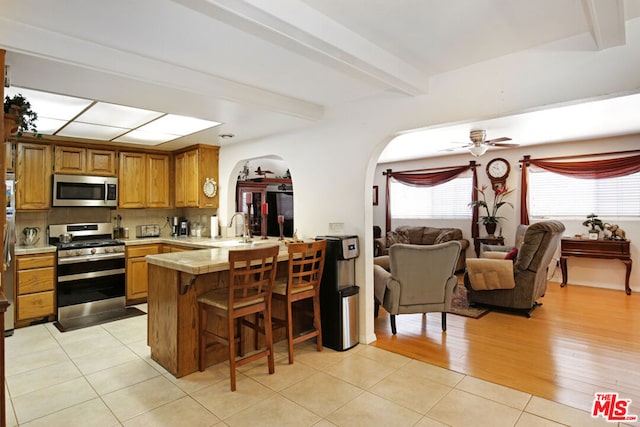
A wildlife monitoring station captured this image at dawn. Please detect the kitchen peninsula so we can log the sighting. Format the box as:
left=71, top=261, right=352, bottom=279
left=145, top=239, right=289, bottom=377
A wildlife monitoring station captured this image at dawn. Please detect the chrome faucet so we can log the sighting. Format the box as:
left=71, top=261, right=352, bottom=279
left=228, top=212, right=251, bottom=243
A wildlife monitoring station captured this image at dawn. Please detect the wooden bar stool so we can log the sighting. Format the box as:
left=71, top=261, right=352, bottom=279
left=197, top=244, right=279, bottom=391
left=272, top=240, right=327, bottom=364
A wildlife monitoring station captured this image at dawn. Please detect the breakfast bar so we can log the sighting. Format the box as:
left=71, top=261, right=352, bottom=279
left=145, top=241, right=290, bottom=377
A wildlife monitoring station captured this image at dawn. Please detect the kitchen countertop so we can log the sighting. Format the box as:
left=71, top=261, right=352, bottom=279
left=145, top=237, right=288, bottom=275
left=14, top=236, right=292, bottom=266
left=15, top=244, right=57, bottom=256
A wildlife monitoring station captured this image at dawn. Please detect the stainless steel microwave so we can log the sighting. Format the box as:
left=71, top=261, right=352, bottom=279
left=52, top=174, right=118, bottom=207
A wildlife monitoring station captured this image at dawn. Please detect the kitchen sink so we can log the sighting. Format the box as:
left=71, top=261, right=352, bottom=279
left=209, top=239, right=278, bottom=248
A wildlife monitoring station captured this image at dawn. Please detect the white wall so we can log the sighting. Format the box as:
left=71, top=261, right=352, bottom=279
left=217, top=21, right=640, bottom=344
left=375, top=135, right=640, bottom=292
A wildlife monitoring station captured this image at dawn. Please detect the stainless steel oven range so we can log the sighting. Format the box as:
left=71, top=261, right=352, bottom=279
left=49, top=222, right=126, bottom=330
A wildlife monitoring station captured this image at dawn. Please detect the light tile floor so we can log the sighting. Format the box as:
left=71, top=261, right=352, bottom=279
left=3, top=306, right=625, bottom=427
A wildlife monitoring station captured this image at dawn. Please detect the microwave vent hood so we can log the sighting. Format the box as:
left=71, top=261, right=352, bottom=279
left=52, top=174, right=118, bottom=207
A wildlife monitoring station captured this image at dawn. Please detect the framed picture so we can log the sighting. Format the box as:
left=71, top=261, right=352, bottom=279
left=373, top=185, right=379, bottom=206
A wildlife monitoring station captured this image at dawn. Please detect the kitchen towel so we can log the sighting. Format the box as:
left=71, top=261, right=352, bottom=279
left=210, top=215, right=218, bottom=238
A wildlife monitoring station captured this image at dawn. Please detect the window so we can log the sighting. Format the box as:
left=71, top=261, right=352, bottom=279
left=528, top=169, right=640, bottom=218
left=390, top=177, right=472, bottom=219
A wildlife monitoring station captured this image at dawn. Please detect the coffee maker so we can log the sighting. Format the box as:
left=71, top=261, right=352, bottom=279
left=171, top=216, right=180, bottom=237
left=179, top=218, right=189, bottom=237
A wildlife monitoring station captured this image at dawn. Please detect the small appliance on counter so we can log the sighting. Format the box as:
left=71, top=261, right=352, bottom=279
left=171, top=216, right=180, bottom=237
left=136, top=224, right=160, bottom=238
left=179, top=218, right=189, bottom=237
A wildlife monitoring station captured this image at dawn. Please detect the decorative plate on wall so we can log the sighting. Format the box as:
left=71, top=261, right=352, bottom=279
left=203, top=178, right=217, bottom=198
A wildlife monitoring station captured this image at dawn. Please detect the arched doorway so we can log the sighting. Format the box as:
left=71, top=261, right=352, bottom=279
left=233, top=157, right=294, bottom=238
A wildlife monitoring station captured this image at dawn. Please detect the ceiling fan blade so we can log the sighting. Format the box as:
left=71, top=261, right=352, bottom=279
left=488, top=142, right=520, bottom=147
left=484, top=137, right=512, bottom=144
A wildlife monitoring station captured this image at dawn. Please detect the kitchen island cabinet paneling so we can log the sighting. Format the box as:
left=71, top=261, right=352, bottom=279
left=146, top=243, right=288, bottom=377
left=16, top=143, right=51, bottom=210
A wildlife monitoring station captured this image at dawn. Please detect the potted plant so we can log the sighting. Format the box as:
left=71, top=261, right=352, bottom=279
left=469, top=185, right=514, bottom=236
left=582, top=213, right=604, bottom=239
left=4, top=93, right=39, bottom=140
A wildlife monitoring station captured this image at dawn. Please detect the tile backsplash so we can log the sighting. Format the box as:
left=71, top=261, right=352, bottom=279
left=16, top=207, right=219, bottom=244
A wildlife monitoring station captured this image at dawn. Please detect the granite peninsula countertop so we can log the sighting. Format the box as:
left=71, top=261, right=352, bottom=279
left=144, top=237, right=289, bottom=275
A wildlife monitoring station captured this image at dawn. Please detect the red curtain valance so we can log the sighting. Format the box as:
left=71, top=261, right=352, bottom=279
left=520, top=151, right=640, bottom=224
left=383, top=162, right=479, bottom=237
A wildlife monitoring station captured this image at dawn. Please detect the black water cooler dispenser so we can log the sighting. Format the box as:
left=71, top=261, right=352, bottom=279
left=317, top=235, right=359, bottom=351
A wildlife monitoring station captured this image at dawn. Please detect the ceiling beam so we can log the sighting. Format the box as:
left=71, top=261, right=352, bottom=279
left=0, top=16, right=323, bottom=121
left=582, top=0, right=626, bottom=49
left=174, top=0, right=430, bottom=96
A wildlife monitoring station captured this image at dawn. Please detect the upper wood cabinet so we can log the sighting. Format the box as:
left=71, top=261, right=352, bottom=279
left=6, top=142, right=14, bottom=173
left=54, top=145, right=117, bottom=176
left=147, top=153, right=170, bottom=208
left=88, top=148, right=117, bottom=176
left=119, top=151, right=170, bottom=208
left=174, top=145, right=219, bottom=208
left=16, top=143, right=51, bottom=210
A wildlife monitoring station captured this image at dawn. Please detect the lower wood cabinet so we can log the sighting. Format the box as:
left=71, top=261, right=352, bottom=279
left=126, top=244, right=161, bottom=303
left=16, top=253, right=56, bottom=323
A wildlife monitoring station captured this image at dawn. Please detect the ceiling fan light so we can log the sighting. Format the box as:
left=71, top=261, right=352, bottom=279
left=468, top=145, right=488, bottom=157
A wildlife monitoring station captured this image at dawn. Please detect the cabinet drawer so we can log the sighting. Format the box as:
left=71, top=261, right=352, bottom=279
left=17, top=267, right=55, bottom=294
left=16, top=254, right=55, bottom=270
left=126, top=244, right=161, bottom=258
left=17, top=291, right=55, bottom=320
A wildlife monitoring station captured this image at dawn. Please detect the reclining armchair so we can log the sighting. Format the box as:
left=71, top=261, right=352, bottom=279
left=465, top=220, right=565, bottom=316
left=373, top=241, right=461, bottom=334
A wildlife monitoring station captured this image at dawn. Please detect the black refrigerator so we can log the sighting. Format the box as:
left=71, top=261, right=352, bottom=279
left=316, top=235, right=359, bottom=351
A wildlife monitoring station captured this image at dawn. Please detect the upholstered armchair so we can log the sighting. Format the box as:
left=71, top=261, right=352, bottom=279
left=465, top=220, right=565, bottom=316
left=373, top=241, right=461, bottom=334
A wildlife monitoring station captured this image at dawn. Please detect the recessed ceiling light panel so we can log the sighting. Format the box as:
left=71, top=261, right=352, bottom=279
left=6, top=86, right=92, bottom=121
left=57, top=122, right=129, bottom=140
left=140, top=114, right=220, bottom=136
left=75, top=102, right=164, bottom=128
left=113, top=129, right=179, bottom=145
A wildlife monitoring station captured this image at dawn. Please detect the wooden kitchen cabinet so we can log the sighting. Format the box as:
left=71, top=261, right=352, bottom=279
left=119, top=152, right=170, bottom=208
left=119, top=152, right=146, bottom=208
left=88, top=148, right=117, bottom=176
left=126, top=244, right=161, bottom=303
left=54, top=145, right=117, bottom=176
left=174, top=145, right=219, bottom=208
left=6, top=142, right=14, bottom=172
left=146, top=153, right=170, bottom=208
left=15, top=253, right=56, bottom=324
left=16, top=143, right=52, bottom=210
left=164, top=244, right=194, bottom=253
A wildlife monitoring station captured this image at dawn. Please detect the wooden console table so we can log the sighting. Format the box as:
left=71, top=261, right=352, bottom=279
left=560, top=238, right=632, bottom=295
left=474, top=235, right=504, bottom=257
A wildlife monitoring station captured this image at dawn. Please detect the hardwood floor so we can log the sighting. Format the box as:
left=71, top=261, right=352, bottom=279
left=372, top=281, right=640, bottom=417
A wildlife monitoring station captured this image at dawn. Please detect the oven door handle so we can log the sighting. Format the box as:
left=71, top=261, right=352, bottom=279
left=58, top=252, right=125, bottom=264
left=58, top=268, right=125, bottom=283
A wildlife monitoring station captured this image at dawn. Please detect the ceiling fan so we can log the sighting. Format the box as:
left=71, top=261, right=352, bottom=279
left=451, top=129, right=519, bottom=157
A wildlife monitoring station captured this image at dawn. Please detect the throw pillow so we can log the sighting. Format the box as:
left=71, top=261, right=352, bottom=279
left=435, top=229, right=457, bottom=244
left=386, top=230, right=410, bottom=247
left=504, top=247, right=519, bottom=260
left=421, top=227, right=441, bottom=245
